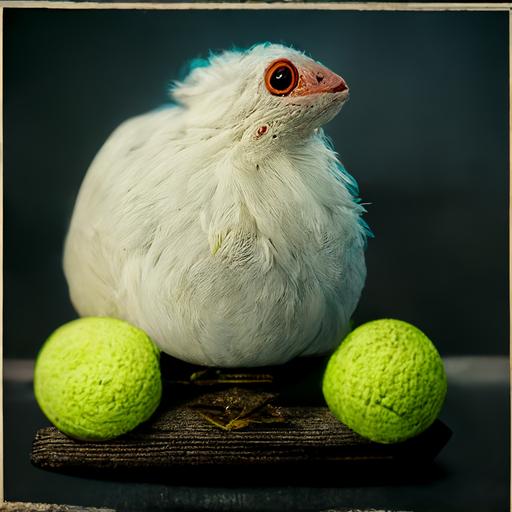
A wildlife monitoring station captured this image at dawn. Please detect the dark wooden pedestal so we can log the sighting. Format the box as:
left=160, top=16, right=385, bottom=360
left=30, top=355, right=452, bottom=485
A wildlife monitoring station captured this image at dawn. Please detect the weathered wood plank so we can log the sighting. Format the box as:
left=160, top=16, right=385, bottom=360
left=30, top=356, right=451, bottom=484
left=0, top=504, right=408, bottom=512
left=0, top=507, right=410, bottom=512
left=0, top=503, right=115, bottom=512
left=31, top=404, right=451, bottom=481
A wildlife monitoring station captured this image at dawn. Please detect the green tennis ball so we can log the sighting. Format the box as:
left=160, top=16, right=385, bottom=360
left=34, top=317, right=162, bottom=441
left=322, top=319, right=447, bottom=444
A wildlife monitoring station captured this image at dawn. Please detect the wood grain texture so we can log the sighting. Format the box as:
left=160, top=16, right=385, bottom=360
left=31, top=405, right=451, bottom=482
left=0, top=503, right=115, bottom=512
left=2, top=2, right=509, bottom=11
left=30, top=356, right=451, bottom=484
left=0, top=507, right=407, bottom=512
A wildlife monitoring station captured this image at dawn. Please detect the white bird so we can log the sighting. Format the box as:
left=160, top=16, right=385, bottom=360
left=63, top=43, right=371, bottom=368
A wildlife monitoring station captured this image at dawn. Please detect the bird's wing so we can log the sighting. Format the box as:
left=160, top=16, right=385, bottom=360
left=63, top=106, right=182, bottom=317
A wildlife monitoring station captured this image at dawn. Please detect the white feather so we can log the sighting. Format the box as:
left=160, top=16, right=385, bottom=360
left=63, top=44, right=368, bottom=367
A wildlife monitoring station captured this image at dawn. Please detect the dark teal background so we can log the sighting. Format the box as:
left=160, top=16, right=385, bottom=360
left=4, top=8, right=509, bottom=358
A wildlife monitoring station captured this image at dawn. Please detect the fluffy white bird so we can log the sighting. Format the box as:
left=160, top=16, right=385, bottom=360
left=63, top=43, right=371, bottom=367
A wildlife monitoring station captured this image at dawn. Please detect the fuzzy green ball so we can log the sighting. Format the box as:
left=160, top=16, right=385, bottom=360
left=34, top=317, right=162, bottom=441
left=322, top=319, right=447, bottom=444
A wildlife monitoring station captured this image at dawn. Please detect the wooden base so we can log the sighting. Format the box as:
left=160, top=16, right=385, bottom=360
left=30, top=356, right=452, bottom=484
left=0, top=503, right=114, bottom=512
left=0, top=505, right=409, bottom=512
left=31, top=408, right=451, bottom=484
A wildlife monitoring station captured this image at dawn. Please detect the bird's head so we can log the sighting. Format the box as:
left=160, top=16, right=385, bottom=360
left=172, top=43, right=349, bottom=157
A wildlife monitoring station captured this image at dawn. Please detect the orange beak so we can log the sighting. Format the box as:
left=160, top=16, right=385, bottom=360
left=290, top=62, right=348, bottom=97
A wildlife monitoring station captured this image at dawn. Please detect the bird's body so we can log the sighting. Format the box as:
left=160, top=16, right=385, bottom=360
left=64, top=44, right=370, bottom=367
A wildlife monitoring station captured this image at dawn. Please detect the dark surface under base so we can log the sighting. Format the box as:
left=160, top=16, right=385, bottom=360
left=4, top=356, right=510, bottom=512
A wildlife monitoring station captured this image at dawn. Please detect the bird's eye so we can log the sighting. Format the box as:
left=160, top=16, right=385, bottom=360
left=265, top=59, right=299, bottom=96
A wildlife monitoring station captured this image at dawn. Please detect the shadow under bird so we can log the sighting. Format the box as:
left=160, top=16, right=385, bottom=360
left=64, top=43, right=371, bottom=367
